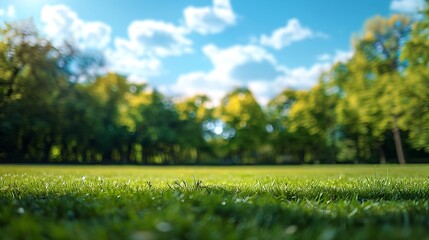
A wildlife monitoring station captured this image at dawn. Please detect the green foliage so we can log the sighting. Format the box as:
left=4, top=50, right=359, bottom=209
left=1, top=10, right=429, bottom=165
left=331, top=14, right=420, bottom=164
left=0, top=21, right=69, bottom=162
left=1, top=165, right=429, bottom=239
left=400, top=3, right=429, bottom=153
left=267, top=85, right=336, bottom=164
left=216, top=88, right=268, bottom=163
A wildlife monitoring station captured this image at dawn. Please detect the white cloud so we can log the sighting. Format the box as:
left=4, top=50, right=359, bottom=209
left=119, top=20, right=192, bottom=57
left=317, top=50, right=353, bottom=63
left=249, top=62, right=333, bottom=105
left=260, top=18, right=325, bottom=50
left=265, top=50, right=353, bottom=99
left=106, top=20, right=192, bottom=81
left=202, top=44, right=281, bottom=81
left=279, top=63, right=331, bottom=89
left=40, top=5, right=111, bottom=50
left=163, top=71, right=233, bottom=105
left=162, top=44, right=285, bottom=104
left=273, top=50, right=352, bottom=92
left=317, top=53, right=332, bottom=62
left=332, top=50, right=353, bottom=63
left=36, top=3, right=347, bottom=104
left=0, top=5, right=16, bottom=18
left=40, top=5, right=194, bottom=81
left=249, top=61, right=339, bottom=105
left=184, top=0, right=236, bottom=35
left=247, top=81, right=276, bottom=106
left=164, top=44, right=352, bottom=105
left=105, top=41, right=162, bottom=81
left=7, top=5, right=15, bottom=18
left=391, top=0, right=425, bottom=13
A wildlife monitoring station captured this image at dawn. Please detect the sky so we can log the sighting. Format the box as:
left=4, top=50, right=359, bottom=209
left=0, top=0, right=425, bottom=105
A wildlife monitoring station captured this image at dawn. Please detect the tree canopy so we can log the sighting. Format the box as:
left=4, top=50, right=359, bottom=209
left=1, top=10, right=429, bottom=164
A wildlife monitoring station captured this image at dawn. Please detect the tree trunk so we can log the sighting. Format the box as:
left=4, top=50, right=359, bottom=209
left=377, top=142, right=386, bottom=164
left=195, top=149, right=200, bottom=165
left=90, top=150, right=96, bottom=163
left=21, top=131, right=32, bottom=161
left=43, top=136, right=53, bottom=163
left=354, top=136, right=360, bottom=164
left=121, top=143, right=132, bottom=164
left=171, top=147, right=176, bottom=165
left=72, top=145, right=78, bottom=162
left=60, top=139, right=69, bottom=162
left=142, top=148, right=148, bottom=165
left=102, top=150, right=112, bottom=164
left=392, top=116, right=406, bottom=164
left=298, top=150, right=305, bottom=164
left=81, top=149, right=87, bottom=163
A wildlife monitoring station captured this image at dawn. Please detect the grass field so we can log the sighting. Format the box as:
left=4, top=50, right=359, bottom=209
left=1, top=165, right=429, bottom=240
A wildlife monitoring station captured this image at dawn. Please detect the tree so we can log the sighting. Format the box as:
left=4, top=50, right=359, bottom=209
left=341, top=15, right=412, bottom=164
left=0, top=21, right=67, bottom=162
left=286, top=80, right=337, bottom=164
left=216, top=88, right=268, bottom=164
left=267, top=89, right=306, bottom=163
left=87, top=73, right=129, bottom=163
left=136, top=90, right=185, bottom=164
left=400, top=1, right=429, bottom=153
left=175, top=95, right=214, bottom=164
left=331, top=59, right=384, bottom=163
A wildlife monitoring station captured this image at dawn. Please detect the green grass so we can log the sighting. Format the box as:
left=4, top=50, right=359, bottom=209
left=1, top=165, right=429, bottom=240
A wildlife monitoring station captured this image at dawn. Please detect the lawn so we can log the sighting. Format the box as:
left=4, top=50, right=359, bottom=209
left=1, top=165, right=429, bottom=240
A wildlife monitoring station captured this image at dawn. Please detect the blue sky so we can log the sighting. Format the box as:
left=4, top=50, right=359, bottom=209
left=0, top=0, right=424, bottom=104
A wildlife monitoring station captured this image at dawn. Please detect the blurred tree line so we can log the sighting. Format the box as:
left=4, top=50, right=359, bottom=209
left=1, top=10, right=429, bottom=165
